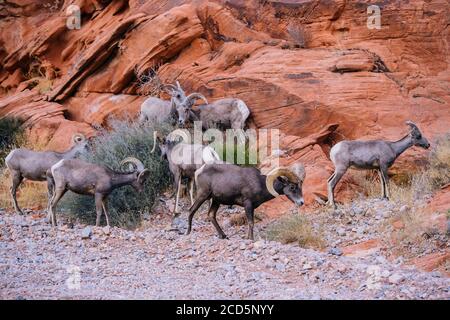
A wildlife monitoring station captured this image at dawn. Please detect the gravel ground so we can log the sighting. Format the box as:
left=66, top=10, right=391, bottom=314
left=0, top=199, right=449, bottom=300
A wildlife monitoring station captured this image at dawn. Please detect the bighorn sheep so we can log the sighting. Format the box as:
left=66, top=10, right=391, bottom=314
left=4, top=134, right=88, bottom=214
left=158, top=129, right=221, bottom=215
left=48, top=157, right=149, bottom=227
left=327, top=121, right=430, bottom=208
left=139, top=81, right=208, bottom=124
left=177, top=96, right=251, bottom=133
left=187, top=163, right=305, bottom=240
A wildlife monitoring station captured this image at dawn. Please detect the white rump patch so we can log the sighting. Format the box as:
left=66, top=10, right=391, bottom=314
left=330, top=142, right=343, bottom=164
left=51, top=159, right=65, bottom=176
left=202, top=146, right=221, bottom=164
left=236, top=100, right=250, bottom=121
left=194, top=164, right=206, bottom=185
left=4, top=150, right=16, bottom=168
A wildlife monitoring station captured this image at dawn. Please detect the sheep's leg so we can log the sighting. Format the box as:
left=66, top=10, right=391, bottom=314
left=94, top=193, right=105, bottom=226
left=45, top=170, right=55, bottom=218
left=378, top=170, right=386, bottom=199
left=49, top=187, right=67, bottom=227
left=327, top=167, right=347, bottom=208
left=185, top=194, right=210, bottom=235
left=208, top=200, right=227, bottom=239
left=173, top=174, right=182, bottom=216
left=244, top=201, right=255, bottom=240
left=189, top=179, right=195, bottom=206
left=10, top=171, right=24, bottom=215
left=380, top=166, right=390, bottom=200
left=100, top=196, right=110, bottom=227
left=325, top=172, right=335, bottom=207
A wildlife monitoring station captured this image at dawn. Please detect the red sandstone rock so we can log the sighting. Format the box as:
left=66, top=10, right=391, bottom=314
left=341, top=239, right=381, bottom=257
left=0, top=0, right=448, bottom=205
left=411, top=251, right=450, bottom=276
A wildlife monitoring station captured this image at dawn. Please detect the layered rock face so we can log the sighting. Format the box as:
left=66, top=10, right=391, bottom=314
left=0, top=0, right=449, bottom=202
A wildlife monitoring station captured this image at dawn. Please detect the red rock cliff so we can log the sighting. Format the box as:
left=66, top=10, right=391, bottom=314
left=1, top=0, right=449, bottom=204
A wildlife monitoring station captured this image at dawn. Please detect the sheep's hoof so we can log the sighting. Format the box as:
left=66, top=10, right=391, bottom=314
left=218, top=234, right=228, bottom=239
left=325, top=201, right=336, bottom=209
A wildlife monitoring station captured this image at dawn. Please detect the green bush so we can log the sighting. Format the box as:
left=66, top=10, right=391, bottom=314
left=60, top=119, right=174, bottom=228
left=0, top=117, right=24, bottom=169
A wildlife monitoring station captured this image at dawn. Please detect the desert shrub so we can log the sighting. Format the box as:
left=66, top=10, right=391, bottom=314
left=0, top=117, right=24, bottom=169
left=385, top=208, right=447, bottom=259
left=134, top=66, right=163, bottom=97
left=265, top=214, right=325, bottom=249
left=427, top=133, right=450, bottom=189
left=60, top=119, right=174, bottom=228
left=287, top=23, right=311, bottom=48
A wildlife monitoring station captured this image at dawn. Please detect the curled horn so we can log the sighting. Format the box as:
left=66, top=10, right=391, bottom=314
left=150, top=131, right=159, bottom=153
left=187, top=92, right=208, bottom=105
left=161, top=83, right=178, bottom=93
left=167, top=129, right=191, bottom=144
left=120, top=157, right=145, bottom=173
left=72, top=133, right=86, bottom=144
left=405, top=120, right=419, bottom=132
left=265, top=164, right=306, bottom=197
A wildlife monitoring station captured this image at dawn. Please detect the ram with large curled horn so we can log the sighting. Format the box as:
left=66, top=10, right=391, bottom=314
left=47, top=156, right=150, bottom=227
left=5, top=132, right=90, bottom=216
left=187, top=162, right=306, bottom=240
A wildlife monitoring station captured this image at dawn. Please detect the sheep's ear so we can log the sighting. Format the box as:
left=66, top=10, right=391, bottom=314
left=138, top=169, right=150, bottom=184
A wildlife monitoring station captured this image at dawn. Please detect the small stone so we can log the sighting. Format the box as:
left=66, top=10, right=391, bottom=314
left=303, top=263, right=313, bottom=270
left=336, top=227, right=346, bottom=236
left=275, top=263, right=286, bottom=272
left=102, top=226, right=111, bottom=235
left=328, top=247, right=343, bottom=256
left=81, top=226, right=92, bottom=239
left=253, top=240, right=265, bottom=249
left=388, top=273, right=404, bottom=284
left=399, top=205, right=409, bottom=213
left=381, top=270, right=391, bottom=278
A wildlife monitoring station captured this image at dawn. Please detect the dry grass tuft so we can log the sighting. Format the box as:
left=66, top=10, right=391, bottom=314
left=384, top=208, right=447, bottom=259
left=228, top=212, right=264, bottom=226
left=134, top=66, right=163, bottom=97
left=427, top=133, right=450, bottom=189
left=0, top=170, right=48, bottom=210
left=265, top=214, right=325, bottom=249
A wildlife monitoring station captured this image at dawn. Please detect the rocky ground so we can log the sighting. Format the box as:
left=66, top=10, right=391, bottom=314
left=0, top=196, right=449, bottom=300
